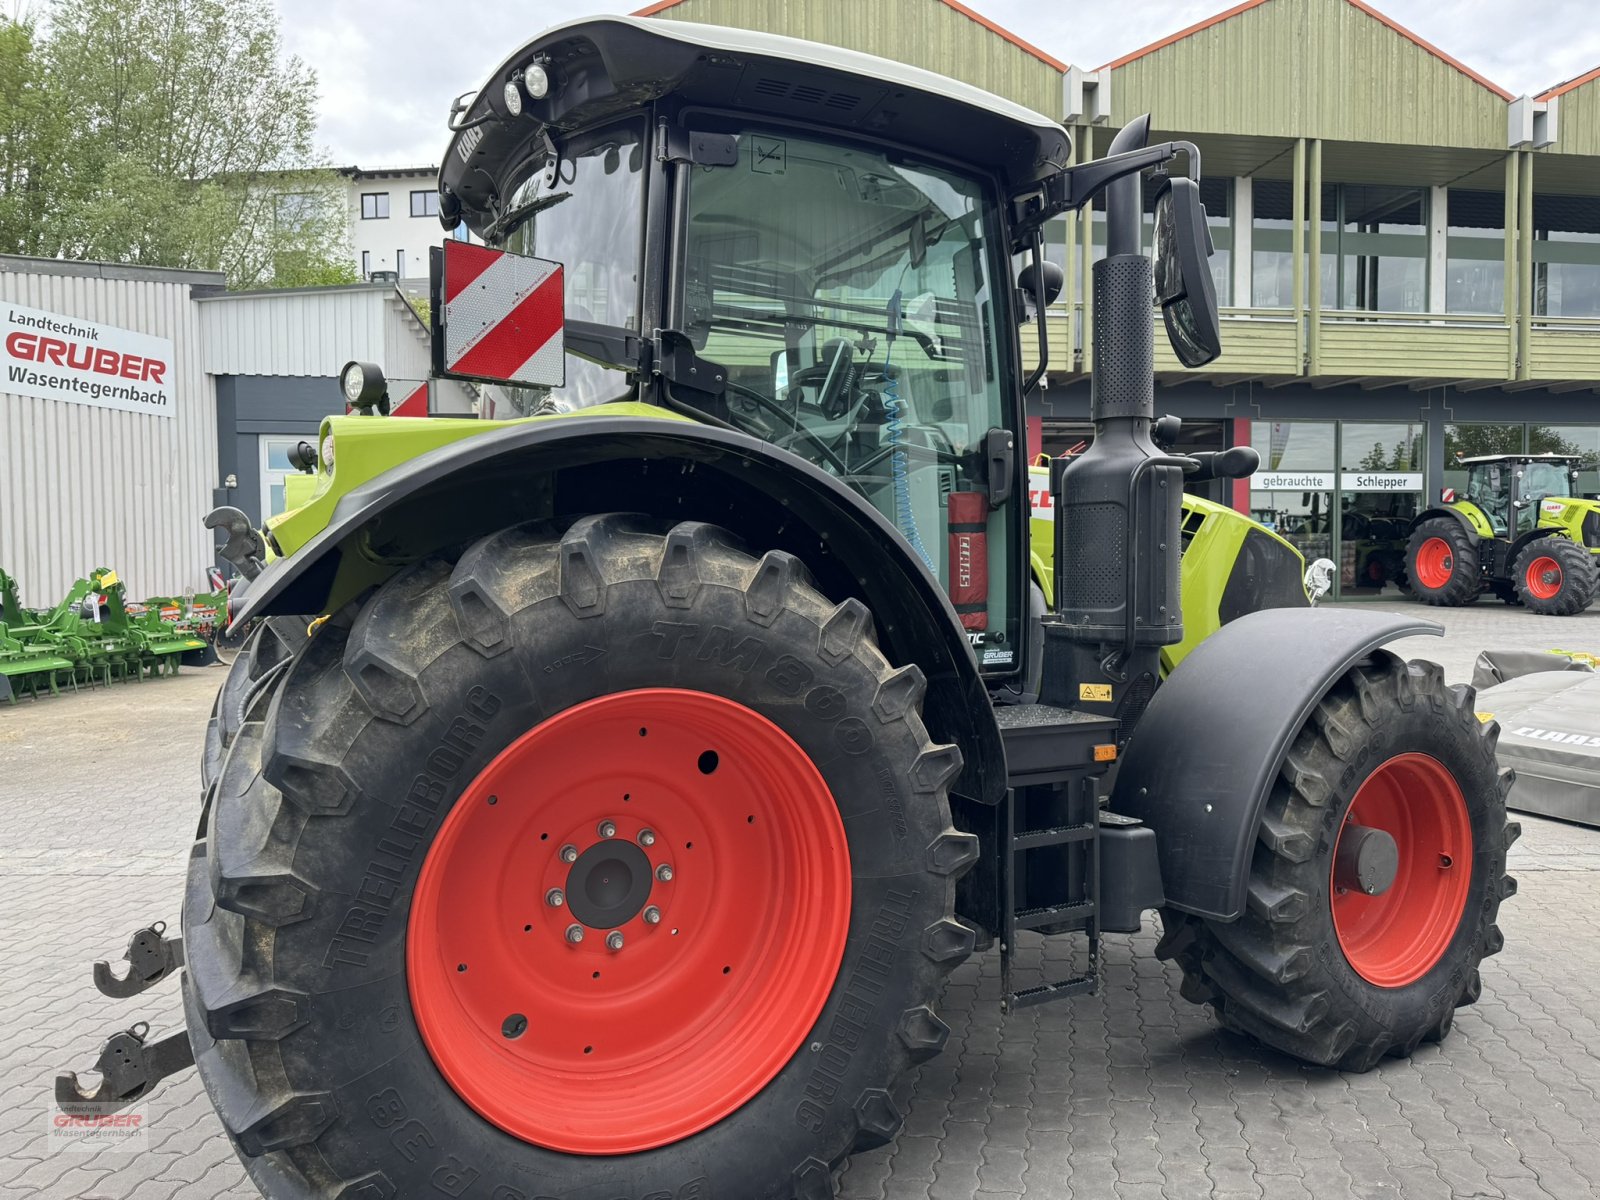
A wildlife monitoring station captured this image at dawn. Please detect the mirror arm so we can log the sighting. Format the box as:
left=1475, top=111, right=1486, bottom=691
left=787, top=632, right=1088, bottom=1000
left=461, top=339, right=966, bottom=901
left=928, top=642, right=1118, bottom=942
left=1021, top=234, right=1050, bottom=396
left=1010, top=140, right=1201, bottom=250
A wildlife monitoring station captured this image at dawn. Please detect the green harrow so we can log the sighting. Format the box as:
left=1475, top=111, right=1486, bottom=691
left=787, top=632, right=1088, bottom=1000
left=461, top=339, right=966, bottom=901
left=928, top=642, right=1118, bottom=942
left=0, top=568, right=211, bottom=703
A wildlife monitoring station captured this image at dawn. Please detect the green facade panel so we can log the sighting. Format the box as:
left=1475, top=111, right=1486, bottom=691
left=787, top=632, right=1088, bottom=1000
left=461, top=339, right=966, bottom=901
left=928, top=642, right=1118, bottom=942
left=644, top=0, right=1062, bottom=116
left=1110, top=0, right=1507, bottom=150
left=1552, top=78, right=1600, bottom=158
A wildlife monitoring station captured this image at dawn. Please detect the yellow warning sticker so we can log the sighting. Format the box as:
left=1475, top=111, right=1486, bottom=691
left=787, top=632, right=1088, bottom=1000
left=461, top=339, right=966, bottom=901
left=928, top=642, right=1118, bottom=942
left=1476, top=712, right=1495, bottom=724
left=1080, top=683, right=1113, bottom=702
left=98, top=569, right=119, bottom=587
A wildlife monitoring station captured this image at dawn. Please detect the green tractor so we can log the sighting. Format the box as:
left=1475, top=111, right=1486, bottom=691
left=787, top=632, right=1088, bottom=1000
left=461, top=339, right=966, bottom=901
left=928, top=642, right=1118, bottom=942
left=1407, top=453, right=1600, bottom=614
left=60, top=17, right=1513, bottom=1200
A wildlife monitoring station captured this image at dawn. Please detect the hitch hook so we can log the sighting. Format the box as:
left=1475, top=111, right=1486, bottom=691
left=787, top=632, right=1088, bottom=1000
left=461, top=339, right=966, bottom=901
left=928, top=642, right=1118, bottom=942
left=93, top=922, right=184, bottom=998
left=55, top=1022, right=196, bottom=1113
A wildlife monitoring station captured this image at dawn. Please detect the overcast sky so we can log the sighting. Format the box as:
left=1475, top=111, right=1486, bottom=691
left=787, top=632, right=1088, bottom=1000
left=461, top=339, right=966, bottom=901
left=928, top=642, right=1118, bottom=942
left=272, top=0, right=1600, bottom=167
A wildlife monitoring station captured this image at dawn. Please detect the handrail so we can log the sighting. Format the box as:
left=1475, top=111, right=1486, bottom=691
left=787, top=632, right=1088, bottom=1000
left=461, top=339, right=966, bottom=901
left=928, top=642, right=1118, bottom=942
left=1530, top=315, right=1600, bottom=330
left=1319, top=310, right=1509, bottom=329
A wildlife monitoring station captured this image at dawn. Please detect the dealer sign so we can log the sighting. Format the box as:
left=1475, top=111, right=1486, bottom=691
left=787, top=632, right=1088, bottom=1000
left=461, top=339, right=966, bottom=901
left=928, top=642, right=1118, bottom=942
left=3, top=303, right=174, bottom=419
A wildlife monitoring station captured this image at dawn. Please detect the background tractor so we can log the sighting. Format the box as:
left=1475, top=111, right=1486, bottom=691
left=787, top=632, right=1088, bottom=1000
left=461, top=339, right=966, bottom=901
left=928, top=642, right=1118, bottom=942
left=60, top=17, right=1514, bottom=1200
left=1407, top=453, right=1600, bottom=614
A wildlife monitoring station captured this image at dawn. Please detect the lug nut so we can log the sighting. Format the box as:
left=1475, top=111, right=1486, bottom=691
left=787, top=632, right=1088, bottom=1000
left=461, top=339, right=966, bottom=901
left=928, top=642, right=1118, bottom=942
left=656, top=864, right=674, bottom=882
left=606, top=931, right=625, bottom=952
left=643, top=906, right=662, bottom=925
left=597, top=820, right=617, bottom=839
left=546, top=888, right=565, bottom=908
left=565, top=924, right=585, bottom=944
left=560, top=844, right=578, bottom=864
left=638, top=829, right=657, bottom=847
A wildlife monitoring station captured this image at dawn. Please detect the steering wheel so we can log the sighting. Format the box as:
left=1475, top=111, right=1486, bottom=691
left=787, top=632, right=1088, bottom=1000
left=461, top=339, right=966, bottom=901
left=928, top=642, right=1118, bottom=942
left=723, top=381, right=849, bottom=476
left=788, top=339, right=856, bottom=418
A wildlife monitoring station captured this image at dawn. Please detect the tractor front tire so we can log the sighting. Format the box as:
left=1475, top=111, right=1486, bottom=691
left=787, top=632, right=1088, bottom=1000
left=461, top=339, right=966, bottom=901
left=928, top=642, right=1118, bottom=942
left=1406, top=519, right=1480, bottom=606
left=1158, top=654, right=1517, bottom=1072
left=182, top=515, right=976, bottom=1200
left=1513, top=538, right=1598, bottom=616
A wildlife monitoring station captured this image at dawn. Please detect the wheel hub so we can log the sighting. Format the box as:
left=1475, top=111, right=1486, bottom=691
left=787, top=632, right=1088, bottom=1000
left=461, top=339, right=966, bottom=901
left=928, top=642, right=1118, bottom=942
left=406, top=688, right=852, bottom=1155
left=1332, top=823, right=1398, bottom=896
left=565, top=838, right=654, bottom=930
left=1330, top=752, right=1472, bottom=988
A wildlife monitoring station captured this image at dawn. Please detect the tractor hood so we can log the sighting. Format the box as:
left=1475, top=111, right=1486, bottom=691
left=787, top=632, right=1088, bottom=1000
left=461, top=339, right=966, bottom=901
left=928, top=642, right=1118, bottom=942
left=438, top=15, right=1072, bottom=239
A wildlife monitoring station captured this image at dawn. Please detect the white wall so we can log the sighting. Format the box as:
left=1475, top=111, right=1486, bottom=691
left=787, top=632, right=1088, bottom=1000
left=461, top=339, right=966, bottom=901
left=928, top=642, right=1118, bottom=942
left=345, top=169, right=463, bottom=285
left=0, top=257, right=222, bottom=606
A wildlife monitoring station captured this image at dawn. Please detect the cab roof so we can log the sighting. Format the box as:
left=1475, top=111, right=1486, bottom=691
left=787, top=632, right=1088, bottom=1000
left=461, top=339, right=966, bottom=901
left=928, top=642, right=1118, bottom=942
left=438, top=15, right=1072, bottom=238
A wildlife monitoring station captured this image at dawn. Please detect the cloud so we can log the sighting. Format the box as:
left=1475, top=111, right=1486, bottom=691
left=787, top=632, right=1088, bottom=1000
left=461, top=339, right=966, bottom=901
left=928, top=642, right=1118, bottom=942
left=274, top=0, right=1600, bottom=164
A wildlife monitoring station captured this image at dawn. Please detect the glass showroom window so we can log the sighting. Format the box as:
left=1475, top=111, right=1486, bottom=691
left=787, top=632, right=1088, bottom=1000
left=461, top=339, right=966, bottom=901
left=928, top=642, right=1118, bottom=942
left=1326, top=184, right=1428, bottom=312
left=1252, top=179, right=1297, bottom=308
left=1338, top=422, right=1425, bottom=595
left=1533, top=193, right=1600, bottom=318
left=1443, top=423, right=1524, bottom=497
left=1447, top=189, right=1506, bottom=314
left=1530, top=425, right=1600, bottom=497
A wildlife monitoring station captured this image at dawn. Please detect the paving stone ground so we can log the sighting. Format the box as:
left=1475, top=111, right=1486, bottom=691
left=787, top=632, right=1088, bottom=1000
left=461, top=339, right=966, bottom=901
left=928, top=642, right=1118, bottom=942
left=4, top=598, right=1600, bottom=1199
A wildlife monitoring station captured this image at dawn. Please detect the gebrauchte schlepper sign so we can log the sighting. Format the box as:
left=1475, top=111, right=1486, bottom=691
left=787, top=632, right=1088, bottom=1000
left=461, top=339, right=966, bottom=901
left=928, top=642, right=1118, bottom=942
left=2, top=302, right=175, bottom=419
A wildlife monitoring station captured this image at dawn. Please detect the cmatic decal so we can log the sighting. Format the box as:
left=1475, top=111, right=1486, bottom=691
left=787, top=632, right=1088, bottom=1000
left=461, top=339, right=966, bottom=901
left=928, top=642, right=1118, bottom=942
left=3, top=303, right=174, bottom=418
left=440, top=239, right=565, bottom=388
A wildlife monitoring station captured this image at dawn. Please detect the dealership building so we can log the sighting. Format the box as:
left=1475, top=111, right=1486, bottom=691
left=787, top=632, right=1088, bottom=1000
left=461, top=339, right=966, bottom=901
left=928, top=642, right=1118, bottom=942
left=643, top=0, right=1600, bottom=600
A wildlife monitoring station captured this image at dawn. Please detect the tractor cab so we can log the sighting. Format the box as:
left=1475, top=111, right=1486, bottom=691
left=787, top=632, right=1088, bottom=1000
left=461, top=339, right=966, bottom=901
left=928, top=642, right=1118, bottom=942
left=1459, top=454, right=1580, bottom=537
left=430, top=15, right=1097, bottom=671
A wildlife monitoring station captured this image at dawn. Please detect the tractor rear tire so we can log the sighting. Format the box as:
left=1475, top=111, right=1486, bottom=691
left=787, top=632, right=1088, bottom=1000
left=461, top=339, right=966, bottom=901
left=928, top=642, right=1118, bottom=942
left=1157, top=654, right=1517, bottom=1072
left=1406, top=519, right=1480, bottom=607
left=200, top=617, right=308, bottom=798
left=1513, top=538, right=1597, bottom=616
left=181, top=515, right=976, bottom=1200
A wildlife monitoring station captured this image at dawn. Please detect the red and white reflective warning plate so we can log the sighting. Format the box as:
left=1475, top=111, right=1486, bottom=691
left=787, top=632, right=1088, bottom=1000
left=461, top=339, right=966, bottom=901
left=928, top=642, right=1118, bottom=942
left=440, top=240, right=564, bottom=387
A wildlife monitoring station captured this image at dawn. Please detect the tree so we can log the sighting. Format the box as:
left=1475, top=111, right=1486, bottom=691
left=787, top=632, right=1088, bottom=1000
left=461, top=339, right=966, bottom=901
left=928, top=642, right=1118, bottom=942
left=0, top=0, right=350, bottom=287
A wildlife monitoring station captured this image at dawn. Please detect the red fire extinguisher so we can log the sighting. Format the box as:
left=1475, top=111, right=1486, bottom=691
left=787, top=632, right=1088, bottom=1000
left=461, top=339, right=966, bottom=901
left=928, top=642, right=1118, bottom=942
left=947, top=492, right=988, bottom=630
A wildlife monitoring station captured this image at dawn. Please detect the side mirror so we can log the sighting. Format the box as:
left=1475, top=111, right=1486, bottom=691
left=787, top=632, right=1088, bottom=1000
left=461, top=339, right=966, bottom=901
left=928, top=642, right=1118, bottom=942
left=1017, top=259, right=1064, bottom=312
left=1151, top=177, right=1222, bottom=368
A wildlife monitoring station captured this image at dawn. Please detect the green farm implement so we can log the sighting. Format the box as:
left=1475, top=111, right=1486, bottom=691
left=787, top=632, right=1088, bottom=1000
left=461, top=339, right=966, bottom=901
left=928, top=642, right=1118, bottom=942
left=0, top=568, right=209, bottom=703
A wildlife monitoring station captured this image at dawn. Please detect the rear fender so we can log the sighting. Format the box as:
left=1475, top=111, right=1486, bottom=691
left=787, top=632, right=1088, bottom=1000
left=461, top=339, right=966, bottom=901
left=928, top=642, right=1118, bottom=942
left=1412, top=505, right=1486, bottom=543
left=1112, top=607, right=1441, bottom=921
left=231, top=416, right=1006, bottom=804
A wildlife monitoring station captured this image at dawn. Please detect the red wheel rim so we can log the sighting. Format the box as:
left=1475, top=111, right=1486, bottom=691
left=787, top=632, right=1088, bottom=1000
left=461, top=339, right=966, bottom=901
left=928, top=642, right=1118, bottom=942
left=1413, top=537, right=1455, bottom=590
left=1330, top=753, right=1472, bottom=988
left=408, top=688, right=852, bottom=1155
left=1524, top=555, right=1562, bottom=600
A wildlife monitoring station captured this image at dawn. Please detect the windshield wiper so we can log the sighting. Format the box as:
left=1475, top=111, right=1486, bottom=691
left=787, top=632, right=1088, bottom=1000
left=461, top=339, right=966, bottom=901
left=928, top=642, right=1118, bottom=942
left=486, top=190, right=572, bottom=243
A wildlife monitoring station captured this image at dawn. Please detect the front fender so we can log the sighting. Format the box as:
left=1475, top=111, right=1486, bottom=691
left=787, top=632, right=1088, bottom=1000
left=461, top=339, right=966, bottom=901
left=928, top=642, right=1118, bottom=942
left=1111, top=607, right=1441, bottom=921
left=233, top=416, right=1006, bottom=805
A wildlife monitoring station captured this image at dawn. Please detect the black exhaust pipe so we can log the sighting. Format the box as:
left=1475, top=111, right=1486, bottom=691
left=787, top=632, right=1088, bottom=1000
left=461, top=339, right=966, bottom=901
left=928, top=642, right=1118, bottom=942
left=1040, top=116, right=1187, bottom=732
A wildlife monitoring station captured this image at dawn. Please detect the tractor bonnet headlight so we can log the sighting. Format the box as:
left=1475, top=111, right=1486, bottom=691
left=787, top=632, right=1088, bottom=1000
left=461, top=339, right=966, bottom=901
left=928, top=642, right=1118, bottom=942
left=321, top=434, right=335, bottom=473
left=339, top=360, right=388, bottom=412
left=523, top=62, right=549, bottom=99
left=502, top=80, right=523, bottom=117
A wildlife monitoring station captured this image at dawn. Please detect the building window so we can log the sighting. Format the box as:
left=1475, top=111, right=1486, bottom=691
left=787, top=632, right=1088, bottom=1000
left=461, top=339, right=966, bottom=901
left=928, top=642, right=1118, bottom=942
left=1324, top=184, right=1428, bottom=313
left=1251, top=179, right=1298, bottom=309
left=361, top=251, right=371, bottom=279
left=275, top=192, right=316, bottom=232
left=1533, top=193, right=1600, bottom=318
left=361, top=193, right=390, bottom=220
left=411, top=190, right=439, bottom=218
left=1447, top=189, right=1506, bottom=314
left=261, top=436, right=315, bottom=519
left=397, top=250, right=405, bottom=278
left=1532, top=425, right=1600, bottom=496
